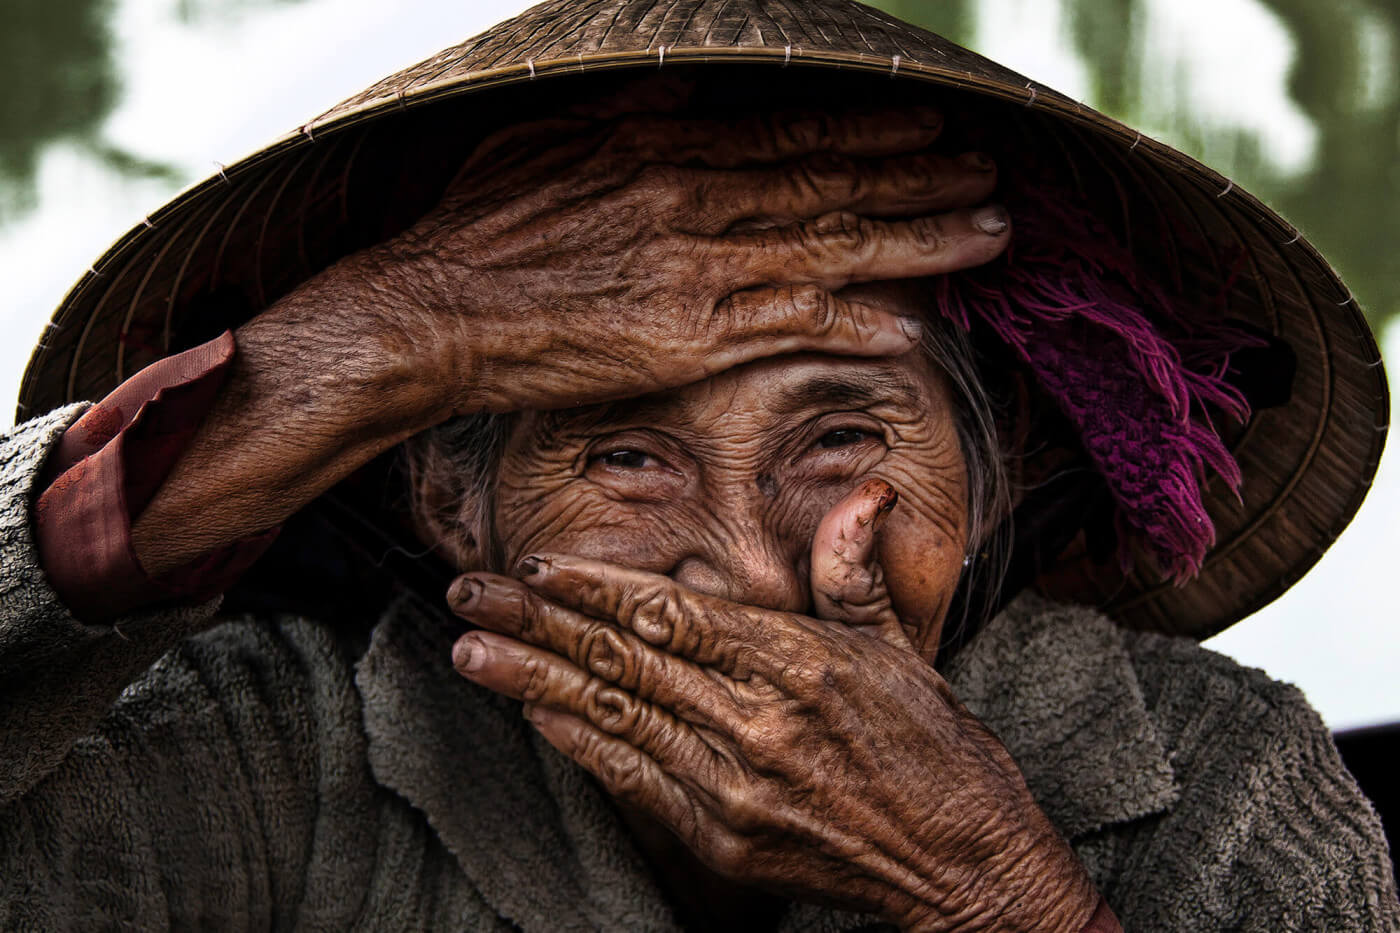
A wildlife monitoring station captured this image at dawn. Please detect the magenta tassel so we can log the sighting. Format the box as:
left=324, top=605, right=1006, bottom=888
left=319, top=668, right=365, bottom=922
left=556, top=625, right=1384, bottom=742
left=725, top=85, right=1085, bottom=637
left=933, top=175, right=1259, bottom=584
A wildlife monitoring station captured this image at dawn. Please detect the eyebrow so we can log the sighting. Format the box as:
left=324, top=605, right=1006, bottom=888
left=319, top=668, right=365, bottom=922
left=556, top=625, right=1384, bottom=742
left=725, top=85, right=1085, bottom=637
left=538, top=366, right=926, bottom=438
left=764, top=369, right=925, bottom=416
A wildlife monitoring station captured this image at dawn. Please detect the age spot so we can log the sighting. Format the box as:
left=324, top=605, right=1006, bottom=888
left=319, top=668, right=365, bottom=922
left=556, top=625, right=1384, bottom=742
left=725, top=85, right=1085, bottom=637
left=756, top=473, right=778, bottom=498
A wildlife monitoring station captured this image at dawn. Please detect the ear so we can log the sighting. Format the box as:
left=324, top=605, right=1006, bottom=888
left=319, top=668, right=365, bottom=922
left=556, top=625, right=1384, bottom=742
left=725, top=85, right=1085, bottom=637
left=406, top=450, right=488, bottom=572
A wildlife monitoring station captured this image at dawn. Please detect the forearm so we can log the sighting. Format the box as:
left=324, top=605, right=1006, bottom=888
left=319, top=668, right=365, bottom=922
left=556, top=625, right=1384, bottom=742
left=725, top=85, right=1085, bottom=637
left=131, top=254, right=455, bottom=576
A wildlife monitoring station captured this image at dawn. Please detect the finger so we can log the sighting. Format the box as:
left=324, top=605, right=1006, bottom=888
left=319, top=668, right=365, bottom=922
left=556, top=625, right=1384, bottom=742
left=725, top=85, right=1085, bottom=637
left=453, top=630, right=723, bottom=779
left=605, top=106, right=946, bottom=168
left=448, top=574, right=746, bottom=727
left=530, top=707, right=808, bottom=890
left=511, top=555, right=813, bottom=678
left=526, top=704, right=706, bottom=841
left=718, top=205, right=1012, bottom=291
left=687, top=150, right=998, bottom=234
left=810, top=478, right=910, bottom=649
left=695, top=285, right=921, bottom=371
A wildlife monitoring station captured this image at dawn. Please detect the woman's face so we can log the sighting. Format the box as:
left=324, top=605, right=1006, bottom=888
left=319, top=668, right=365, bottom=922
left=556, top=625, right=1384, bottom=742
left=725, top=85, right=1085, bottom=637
left=490, top=304, right=970, bottom=663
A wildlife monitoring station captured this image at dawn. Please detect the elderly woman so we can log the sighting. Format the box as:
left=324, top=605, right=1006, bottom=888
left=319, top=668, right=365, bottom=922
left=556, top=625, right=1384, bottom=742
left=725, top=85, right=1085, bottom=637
left=1, top=1, right=1396, bottom=930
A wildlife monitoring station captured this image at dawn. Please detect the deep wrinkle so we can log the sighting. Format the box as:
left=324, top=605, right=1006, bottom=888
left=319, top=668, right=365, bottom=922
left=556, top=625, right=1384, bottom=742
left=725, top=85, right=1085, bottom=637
left=493, top=350, right=969, bottom=657
left=532, top=361, right=918, bottom=437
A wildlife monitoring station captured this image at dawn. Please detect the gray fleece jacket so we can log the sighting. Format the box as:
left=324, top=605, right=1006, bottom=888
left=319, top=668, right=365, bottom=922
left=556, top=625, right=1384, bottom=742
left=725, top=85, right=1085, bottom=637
left=2, top=406, right=1397, bottom=931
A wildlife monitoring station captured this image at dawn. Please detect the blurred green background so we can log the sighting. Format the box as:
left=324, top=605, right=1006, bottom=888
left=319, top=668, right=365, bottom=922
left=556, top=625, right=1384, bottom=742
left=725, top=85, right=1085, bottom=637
left=0, top=0, right=1395, bottom=728
left=877, top=0, right=1400, bottom=332
left=4, top=0, right=1395, bottom=328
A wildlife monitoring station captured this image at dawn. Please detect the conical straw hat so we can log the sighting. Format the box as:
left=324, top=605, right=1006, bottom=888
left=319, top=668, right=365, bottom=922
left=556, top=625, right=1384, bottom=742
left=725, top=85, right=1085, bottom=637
left=17, top=0, right=1387, bottom=640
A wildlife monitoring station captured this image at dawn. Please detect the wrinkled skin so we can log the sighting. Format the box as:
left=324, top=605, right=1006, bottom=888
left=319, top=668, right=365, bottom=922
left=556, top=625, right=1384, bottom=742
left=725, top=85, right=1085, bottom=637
left=122, top=81, right=1098, bottom=930
left=133, top=96, right=1011, bottom=575
left=444, top=314, right=1099, bottom=931
left=479, top=295, right=967, bottom=656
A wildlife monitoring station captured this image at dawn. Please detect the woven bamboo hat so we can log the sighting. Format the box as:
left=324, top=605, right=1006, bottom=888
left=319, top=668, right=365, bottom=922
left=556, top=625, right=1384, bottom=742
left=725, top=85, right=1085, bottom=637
left=17, top=0, right=1387, bottom=641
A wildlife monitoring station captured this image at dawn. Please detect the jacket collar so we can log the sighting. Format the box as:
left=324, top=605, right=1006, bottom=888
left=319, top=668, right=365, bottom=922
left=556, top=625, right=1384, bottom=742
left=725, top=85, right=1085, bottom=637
left=944, top=594, right=1180, bottom=839
left=354, top=591, right=1177, bottom=930
left=354, top=592, right=676, bottom=931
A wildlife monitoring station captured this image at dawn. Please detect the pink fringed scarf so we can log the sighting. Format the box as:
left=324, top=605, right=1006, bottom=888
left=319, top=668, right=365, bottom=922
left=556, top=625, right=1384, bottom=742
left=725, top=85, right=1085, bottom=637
left=934, top=179, right=1258, bottom=584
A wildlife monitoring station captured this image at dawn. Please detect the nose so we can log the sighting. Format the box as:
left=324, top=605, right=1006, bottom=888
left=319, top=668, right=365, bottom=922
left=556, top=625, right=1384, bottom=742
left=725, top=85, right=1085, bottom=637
left=671, top=537, right=808, bottom=614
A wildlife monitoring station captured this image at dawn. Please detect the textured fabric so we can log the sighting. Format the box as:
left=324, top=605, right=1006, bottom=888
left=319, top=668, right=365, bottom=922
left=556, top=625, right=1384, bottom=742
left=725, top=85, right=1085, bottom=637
left=3, top=410, right=1396, bottom=931
left=34, top=331, right=277, bottom=622
left=934, top=170, right=1256, bottom=583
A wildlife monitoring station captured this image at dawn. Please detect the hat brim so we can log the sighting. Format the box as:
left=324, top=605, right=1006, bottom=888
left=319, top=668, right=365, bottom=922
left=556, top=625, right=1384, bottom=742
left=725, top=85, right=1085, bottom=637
left=18, top=0, right=1387, bottom=641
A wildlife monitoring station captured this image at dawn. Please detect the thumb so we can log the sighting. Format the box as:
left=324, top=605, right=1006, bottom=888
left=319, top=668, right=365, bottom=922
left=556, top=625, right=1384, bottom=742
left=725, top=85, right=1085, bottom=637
left=810, top=478, right=912, bottom=650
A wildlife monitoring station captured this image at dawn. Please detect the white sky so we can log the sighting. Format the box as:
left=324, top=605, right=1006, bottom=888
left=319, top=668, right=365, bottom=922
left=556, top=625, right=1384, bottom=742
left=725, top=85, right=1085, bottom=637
left=1, top=0, right=1393, bottom=729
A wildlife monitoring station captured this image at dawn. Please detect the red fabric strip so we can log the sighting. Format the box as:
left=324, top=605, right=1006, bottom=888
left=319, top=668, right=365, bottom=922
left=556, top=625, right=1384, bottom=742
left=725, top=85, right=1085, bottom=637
left=35, top=331, right=279, bottom=622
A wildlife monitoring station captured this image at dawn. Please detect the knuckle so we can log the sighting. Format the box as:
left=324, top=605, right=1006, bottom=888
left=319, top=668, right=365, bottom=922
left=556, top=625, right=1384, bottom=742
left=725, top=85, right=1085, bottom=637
left=777, top=651, right=850, bottom=699
left=639, top=713, right=687, bottom=763
left=914, top=216, right=951, bottom=250
left=800, top=287, right=841, bottom=336
left=733, top=712, right=793, bottom=766
left=587, top=685, right=643, bottom=735
left=620, top=585, right=680, bottom=648
left=811, top=210, right=865, bottom=248
left=591, top=740, right=646, bottom=796
left=520, top=658, right=553, bottom=703
left=517, top=591, right=549, bottom=641
left=704, top=829, right=756, bottom=878
left=717, top=786, right=768, bottom=834
left=704, top=294, right=738, bottom=342
left=579, top=625, right=636, bottom=683
left=772, top=112, right=819, bottom=151
left=786, top=283, right=825, bottom=315
left=802, top=153, right=861, bottom=201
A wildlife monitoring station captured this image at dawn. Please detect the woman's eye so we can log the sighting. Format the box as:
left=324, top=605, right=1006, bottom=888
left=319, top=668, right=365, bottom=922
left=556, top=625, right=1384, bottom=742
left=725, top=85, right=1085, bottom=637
left=817, top=429, right=870, bottom=449
left=597, top=449, right=652, bottom=469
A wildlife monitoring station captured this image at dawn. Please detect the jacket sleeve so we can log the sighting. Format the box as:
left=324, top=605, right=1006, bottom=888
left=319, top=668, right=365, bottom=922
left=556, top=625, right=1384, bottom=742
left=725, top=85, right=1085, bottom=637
left=35, top=330, right=277, bottom=622
left=0, top=405, right=225, bottom=803
left=0, top=408, right=379, bottom=929
left=1097, top=634, right=1400, bottom=931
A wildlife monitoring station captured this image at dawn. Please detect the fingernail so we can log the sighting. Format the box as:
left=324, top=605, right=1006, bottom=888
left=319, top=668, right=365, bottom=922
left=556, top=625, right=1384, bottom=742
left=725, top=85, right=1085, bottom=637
left=870, top=482, right=898, bottom=529
left=454, top=633, right=486, bottom=673
left=974, top=205, right=1008, bottom=235
left=448, top=577, right=481, bottom=609
left=899, top=316, right=923, bottom=342
left=522, top=701, right=536, bottom=721
left=877, top=487, right=899, bottom=514
left=959, top=151, right=995, bottom=171
left=518, top=556, right=543, bottom=578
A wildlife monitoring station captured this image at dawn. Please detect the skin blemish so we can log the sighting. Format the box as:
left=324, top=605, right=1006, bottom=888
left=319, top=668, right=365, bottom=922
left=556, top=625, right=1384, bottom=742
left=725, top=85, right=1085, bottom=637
left=757, top=473, right=779, bottom=498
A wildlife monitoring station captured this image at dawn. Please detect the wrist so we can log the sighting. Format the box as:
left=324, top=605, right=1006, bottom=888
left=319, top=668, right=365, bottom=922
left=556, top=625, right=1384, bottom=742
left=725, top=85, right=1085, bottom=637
left=239, top=250, right=462, bottom=440
left=129, top=259, right=459, bottom=575
left=353, top=233, right=496, bottom=421
left=891, top=807, right=1099, bottom=933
